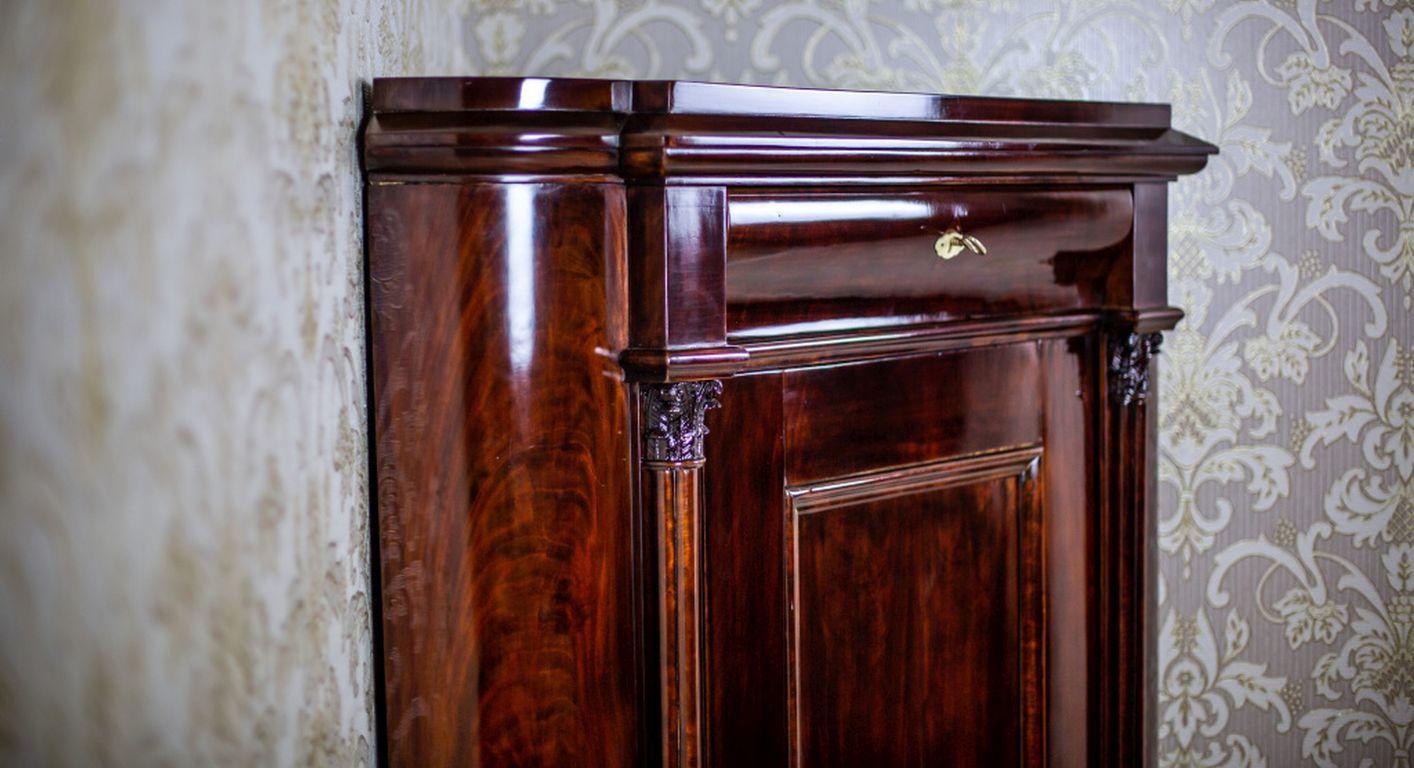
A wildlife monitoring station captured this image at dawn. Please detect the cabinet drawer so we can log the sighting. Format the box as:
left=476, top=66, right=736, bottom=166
left=725, top=188, right=1133, bottom=339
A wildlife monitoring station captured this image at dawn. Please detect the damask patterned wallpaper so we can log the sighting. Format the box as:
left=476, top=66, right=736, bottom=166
left=0, top=2, right=462, bottom=765
left=1, top=1, right=1406, bottom=766
left=459, top=1, right=1412, bottom=764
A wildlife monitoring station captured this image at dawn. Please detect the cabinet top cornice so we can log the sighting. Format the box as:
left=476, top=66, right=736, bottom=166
left=364, top=76, right=1216, bottom=182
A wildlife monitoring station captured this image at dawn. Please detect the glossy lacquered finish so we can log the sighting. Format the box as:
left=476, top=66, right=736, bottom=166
left=366, top=77, right=1215, bottom=184
left=787, top=444, right=1044, bottom=766
left=363, top=76, right=1214, bottom=768
left=726, top=188, right=1133, bottom=339
left=366, top=182, right=637, bottom=766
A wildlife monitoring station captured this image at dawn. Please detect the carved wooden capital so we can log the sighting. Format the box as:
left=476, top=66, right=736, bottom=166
left=1108, top=332, right=1163, bottom=406
left=642, top=380, right=723, bottom=465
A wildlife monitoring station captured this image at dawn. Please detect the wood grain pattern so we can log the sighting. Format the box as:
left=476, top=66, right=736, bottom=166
left=1040, top=336, right=1098, bottom=768
left=626, top=185, right=735, bottom=366
left=726, top=188, right=1133, bottom=340
left=701, top=374, right=790, bottom=767
left=367, top=181, right=637, bottom=767
left=642, top=466, right=705, bottom=768
left=735, top=312, right=1100, bottom=372
left=364, top=77, right=1208, bottom=768
left=782, top=344, right=1043, bottom=484
left=785, top=446, right=1045, bottom=767
left=1097, top=327, right=1164, bottom=768
left=366, top=77, right=1216, bottom=183
left=692, top=338, right=1135, bottom=768
left=637, top=379, right=722, bottom=768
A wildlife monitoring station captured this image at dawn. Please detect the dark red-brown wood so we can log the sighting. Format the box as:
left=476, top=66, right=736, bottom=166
left=367, top=181, right=637, bottom=767
left=364, top=76, right=1214, bottom=768
left=700, top=374, right=789, bottom=767
left=725, top=187, right=1133, bottom=339
left=787, top=444, right=1045, bottom=766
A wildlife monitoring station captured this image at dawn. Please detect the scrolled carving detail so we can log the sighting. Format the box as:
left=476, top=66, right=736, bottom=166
left=641, top=380, right=723, bottom=465
left=1108, top=332, right=1163, bottom=406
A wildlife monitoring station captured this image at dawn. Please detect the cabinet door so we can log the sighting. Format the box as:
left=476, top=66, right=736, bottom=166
left=703, top=339, right=1095, bottom=767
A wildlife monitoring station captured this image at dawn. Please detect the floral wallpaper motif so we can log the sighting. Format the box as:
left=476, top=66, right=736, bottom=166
left=0, top=2, right=461, bottom=765
left=1, top=1, right=1405, bottom=765
left=456, top=1, right=1412, bottom=764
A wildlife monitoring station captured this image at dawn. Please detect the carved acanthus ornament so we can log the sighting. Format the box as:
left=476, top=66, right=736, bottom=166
left=1108, top=332, right=1163, bottom=406
left=641, top=380, right=723, bottom=465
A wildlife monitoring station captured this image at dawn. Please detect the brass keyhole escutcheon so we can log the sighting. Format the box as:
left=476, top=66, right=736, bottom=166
left=934, top=228, right=987, bottom=260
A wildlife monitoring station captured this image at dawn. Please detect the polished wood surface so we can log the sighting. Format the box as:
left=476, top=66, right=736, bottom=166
left=782, top=343, right=1042, bottom=483
left=367, top=182, right=637, bottom=766
left=367, top=76, right=1214, bottom=184
left=780, top=348, right=1047, bottom=766
left=363, top=76, right=1214, bottom=768
left=642, top=466, right=704, bottom=768
left=1039, top=336, right=1098, bottom=766
left=1099, top=331, right=1165, bottom=767
left=787, top=444, right=1044, bottom=767
left=726, top=188, right=1132, bottom=339
left=700, top=374, right=789, bottom=767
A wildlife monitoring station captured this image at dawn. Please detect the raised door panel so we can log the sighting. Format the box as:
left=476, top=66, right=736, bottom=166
left=700, top=337, right=1097, bottom=767
left=782, top=343, right=1043, bottom=484
left=786, top=447, right=1045, bottom=767
left=774, top=343, right=1062, bottom=768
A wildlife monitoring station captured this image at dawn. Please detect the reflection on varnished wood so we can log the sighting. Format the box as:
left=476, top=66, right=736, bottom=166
left=364, top=77, right=1212, bottom=768
left=368, top=182, right=637, bottom=767
left=783, top=344, right=1043, bottom=483
left=726, top=189, right=1132, bottom=339
left=786, top=446, right=1045, bottom=767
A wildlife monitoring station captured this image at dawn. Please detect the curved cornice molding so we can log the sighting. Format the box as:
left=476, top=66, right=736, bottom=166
left=362, top=77, right=1217, bottom=180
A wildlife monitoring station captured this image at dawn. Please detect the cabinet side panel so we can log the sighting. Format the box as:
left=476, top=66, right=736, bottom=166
left=367, top=182, right=636, bottom=767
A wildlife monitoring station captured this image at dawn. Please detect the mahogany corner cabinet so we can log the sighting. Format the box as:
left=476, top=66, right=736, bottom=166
left=363, top=77, right=1214, bottom=768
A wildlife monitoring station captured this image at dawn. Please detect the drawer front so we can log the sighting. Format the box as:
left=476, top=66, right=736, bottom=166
left=725, top=188, right=1133, bottom=339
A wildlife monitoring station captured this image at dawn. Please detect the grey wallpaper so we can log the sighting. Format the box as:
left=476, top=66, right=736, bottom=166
left=456, top=0, right=1412, bottom=764
left=0, top=1, right=463, bottom=765
left=0, top=0, right=1407, bottom=765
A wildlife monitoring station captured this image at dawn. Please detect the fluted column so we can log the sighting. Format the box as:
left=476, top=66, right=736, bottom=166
left=639, top=380, right=722, bottom=768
